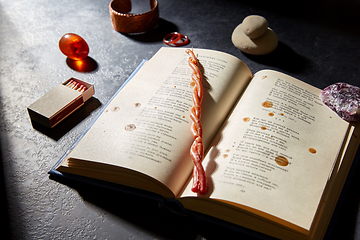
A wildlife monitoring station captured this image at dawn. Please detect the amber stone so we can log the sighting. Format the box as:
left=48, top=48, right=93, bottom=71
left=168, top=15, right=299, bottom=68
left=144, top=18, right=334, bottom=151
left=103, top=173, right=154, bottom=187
left=59, top=33, right=89, bottom=60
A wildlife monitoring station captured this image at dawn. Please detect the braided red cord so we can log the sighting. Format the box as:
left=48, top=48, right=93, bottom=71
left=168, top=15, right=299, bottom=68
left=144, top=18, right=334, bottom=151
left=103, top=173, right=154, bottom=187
left=186, top=49, right=207, bottom=194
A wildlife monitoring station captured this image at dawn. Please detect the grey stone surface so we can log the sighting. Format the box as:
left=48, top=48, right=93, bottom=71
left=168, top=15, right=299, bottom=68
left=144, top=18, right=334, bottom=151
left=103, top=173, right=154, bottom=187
left=1, top=0, right=360, bottom=239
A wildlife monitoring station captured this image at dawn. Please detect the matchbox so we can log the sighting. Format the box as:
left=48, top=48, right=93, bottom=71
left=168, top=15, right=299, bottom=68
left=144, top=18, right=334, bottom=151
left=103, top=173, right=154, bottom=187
left=27, top=77, right=95, bottom=128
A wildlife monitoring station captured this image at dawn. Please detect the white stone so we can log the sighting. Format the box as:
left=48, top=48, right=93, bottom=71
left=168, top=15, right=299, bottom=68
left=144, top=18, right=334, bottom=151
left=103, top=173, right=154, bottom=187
left=232, top=23, right=278, bottom=55
left=240, top=15, right=268, bottom=39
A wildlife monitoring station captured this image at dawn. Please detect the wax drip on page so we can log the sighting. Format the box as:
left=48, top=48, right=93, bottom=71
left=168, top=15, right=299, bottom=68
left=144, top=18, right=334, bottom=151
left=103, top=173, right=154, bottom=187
left=186, top=49, right=207, bottom=194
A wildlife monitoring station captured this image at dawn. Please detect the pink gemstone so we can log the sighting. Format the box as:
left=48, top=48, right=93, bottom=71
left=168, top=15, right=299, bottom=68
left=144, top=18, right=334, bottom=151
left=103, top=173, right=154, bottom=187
left=320, top=82, right=360, bottom=121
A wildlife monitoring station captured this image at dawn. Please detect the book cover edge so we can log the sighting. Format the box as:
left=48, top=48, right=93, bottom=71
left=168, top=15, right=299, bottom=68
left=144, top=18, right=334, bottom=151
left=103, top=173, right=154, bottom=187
left=48, top=59, right=148, bottom=177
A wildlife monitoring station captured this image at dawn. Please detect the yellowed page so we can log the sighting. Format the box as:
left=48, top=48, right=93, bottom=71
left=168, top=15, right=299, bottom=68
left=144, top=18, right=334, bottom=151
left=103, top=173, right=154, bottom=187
left=59, top=47, right=252, bottom=196
left=181, top=70, right=350, bottom=230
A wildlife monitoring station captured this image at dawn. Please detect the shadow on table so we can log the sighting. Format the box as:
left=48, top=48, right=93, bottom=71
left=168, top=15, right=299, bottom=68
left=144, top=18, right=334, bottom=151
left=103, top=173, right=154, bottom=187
left=123, top=18, right=179, bottom=43
left=325, top=151, right=360, bottom=240
left=0, top=143, right=11, bottom=240
left=243, top=42, right=311, bottom=74
left=30, top=97, right=102, bottom=141
left=66, top=57, right=99, bottom=73
left=49, top=172, right=276, bottom=240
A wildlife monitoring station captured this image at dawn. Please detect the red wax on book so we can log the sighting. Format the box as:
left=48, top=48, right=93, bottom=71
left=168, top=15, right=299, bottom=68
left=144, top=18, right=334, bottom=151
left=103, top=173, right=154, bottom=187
left=59, top=33, right=89, bottom=60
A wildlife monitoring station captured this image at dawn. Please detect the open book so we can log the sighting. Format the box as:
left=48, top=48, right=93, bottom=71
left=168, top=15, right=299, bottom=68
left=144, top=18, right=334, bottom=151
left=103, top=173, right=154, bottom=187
left=51, top=47, right=360, bottom=240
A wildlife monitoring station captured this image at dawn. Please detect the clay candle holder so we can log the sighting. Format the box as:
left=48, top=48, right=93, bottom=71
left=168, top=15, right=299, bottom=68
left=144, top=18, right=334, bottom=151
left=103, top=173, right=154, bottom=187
left=109, top=0, right=159, bottom=34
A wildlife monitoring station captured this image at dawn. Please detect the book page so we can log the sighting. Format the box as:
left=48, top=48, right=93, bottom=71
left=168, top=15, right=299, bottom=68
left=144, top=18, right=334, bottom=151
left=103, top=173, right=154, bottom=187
left=181, top=70, right=350, bottom=230
left=59, top=47, right=252, bottom=196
